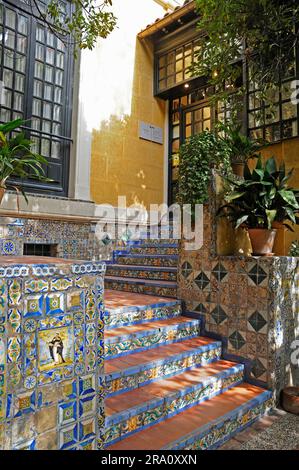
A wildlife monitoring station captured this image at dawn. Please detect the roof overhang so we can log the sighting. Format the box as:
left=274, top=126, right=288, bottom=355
left=138, top=0, right=196, bottom=39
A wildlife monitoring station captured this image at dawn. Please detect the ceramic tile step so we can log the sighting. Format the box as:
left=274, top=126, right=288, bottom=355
left=105, top=360, right=245, bottom=446
left=105, top=290, right=182, bottom=329
left=106, top=383, right=273, bottom=450
left=136, top=239, right=179, bottom=246
left=129, top=246, right=179, bottom=255
left=105, top=337, right=222, bottom=396
left=115, top=254, right=178, bottom=268
left=105, top=317, right=201, bottom=359
left=105, top=276, right=177, bottom=298
left=106, top=264, right=177, bottom=282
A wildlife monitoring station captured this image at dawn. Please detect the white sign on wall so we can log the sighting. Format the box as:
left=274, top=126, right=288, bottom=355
left=139, top=121, right=163, bottom=145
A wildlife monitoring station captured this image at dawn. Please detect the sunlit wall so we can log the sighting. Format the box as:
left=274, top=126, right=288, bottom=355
left=78, top=0, right=167, bottom=209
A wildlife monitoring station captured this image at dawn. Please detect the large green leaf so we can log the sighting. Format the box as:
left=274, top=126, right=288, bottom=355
left=278, top=190, right=299, bottom=209
left=265, top=156, right=277, bottom=175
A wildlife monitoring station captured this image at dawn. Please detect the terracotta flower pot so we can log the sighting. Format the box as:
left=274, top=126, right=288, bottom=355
left=248, top=228, right=277, bottom=256
left=231, top=162, right=245, bottom=178
left=282, top=387, right=299, bottom=415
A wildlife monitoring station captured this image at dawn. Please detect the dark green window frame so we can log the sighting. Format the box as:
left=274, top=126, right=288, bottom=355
left=0, top=0, right=74, bottom=197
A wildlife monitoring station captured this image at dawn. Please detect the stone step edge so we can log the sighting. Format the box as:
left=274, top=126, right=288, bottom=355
left=105, top=302, right=182, bottom=330
left=105, top=318, right=200, bottom=345
left=106, top=362, right=244, bottom=429
left=105, top=339, right=222, bottom=383
left=105, top=323, right=201, bottom=360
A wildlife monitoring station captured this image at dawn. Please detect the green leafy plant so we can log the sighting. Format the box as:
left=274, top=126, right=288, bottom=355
left=193, top=0, right=299, bottom=108
left=289, top=240, right=299, bottom=256
left=217, top=122, right=264, bottom=164
left=217, top=156, right=299, bottom=230
left=0, top=119, right=51, bottom=203
left=177, top=130, right=231, bottom=214
left=32, top=0, right=117, bottom=52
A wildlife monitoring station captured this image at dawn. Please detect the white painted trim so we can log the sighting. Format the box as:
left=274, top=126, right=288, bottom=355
left=69, top=53, right=92, bottom=202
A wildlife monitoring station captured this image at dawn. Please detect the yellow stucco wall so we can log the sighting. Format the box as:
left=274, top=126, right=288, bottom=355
left=87, top=1, right=166, bottom=210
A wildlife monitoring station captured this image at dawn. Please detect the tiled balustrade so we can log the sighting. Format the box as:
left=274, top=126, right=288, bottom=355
left=0, top=257, right=106, bottom=450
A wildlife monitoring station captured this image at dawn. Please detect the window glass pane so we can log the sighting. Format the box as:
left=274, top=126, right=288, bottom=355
left=36, top=24, right=45, bottom=42
left=44, top=84, right=52, bottom=100
left=42, top=120, right=51, bottom=133
left=55, top=70, right=63, bottom=86
left=53, top=104, right=61, bottom=121
left=17, top=34, right=26, bottom=53
left=32, top=118, right=40, bottom=131
left=33, top=80, right=43, bottom=97
left=1, top=108, right=11, bottom=122
left=34, top=61, right=44, bottom=79
left=45, top=65, right=54, bottom=82
left=43, top=102, right=52, bottom=119
left=32, top=98, right=42, bottom=116
left=4, top=49, right=14, bottom=68
left=18, top=15, right=28, bottom=35
left=15, top=73, right=25, bottom=92
left=56, top=52, right=64, bottom=69
left=5, top=9, right=16, bottom=29
left=282, top=102, right=297, bottom=120
left=5, top=30, right=15, bottom=48
left=52, top=141, right=60, bottom=159
left=54, top=87, right=62, bottom=103
left=282, top=120, right=297, bottom=138
left=3, top=88, right=12, bottom=107
left=36, top=43, right=44, bottom=61
left=3, top=68, right=13, bottom=88
left=52, top=122, right=61, bottom=135
left=13, top=92, right=23, bottom=111
left=265, top=105, right=279, bottom=124
left=41, top=138, right=50, bottom=157
left=46, top=47, right=55, bottom=65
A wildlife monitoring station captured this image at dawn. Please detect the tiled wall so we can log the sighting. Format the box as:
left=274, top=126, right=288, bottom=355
left=0, top=260, right=106, bottom=450
left=179, top=204, right=299, bottom=401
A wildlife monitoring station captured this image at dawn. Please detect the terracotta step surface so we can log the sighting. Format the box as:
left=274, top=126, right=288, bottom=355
left=104, top=290, right=177, bottom=311
left=106, top=383, right=271, bottom=450
left=105, top=337, right=219, bottom=375
left=106, top=264, right=177, bottom=272
left=105, top=316, right=199, bottom=340
left=106, top=359, right=242, bottom=416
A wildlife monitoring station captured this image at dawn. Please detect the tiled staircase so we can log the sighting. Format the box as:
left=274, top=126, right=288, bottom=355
left=103, top=235, right=272, bottom=450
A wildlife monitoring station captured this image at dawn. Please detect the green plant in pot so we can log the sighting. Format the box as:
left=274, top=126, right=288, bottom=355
left=177, top=130, right=231, bottom=219
left=217, top=156, right=299, bottom=256
left=217, top=123, right=264, bottom=177
left=0, top=119, right=50, bottom=205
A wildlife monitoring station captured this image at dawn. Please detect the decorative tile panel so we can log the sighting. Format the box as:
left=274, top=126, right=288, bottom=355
left=0, top=258, right=106, bottom=450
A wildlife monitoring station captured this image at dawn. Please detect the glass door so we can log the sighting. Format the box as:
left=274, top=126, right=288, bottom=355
left=169, top=96, right=213, bottom=204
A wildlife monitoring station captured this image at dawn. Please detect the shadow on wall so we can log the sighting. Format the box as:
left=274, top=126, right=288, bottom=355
left=90, top=38, right=166, bottom=210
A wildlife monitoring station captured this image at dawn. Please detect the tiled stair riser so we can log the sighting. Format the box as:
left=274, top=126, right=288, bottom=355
left=169, top=393, right=273, bottom=450
left=116, top=256, right=178, bottom=268
left=105, top=366, right=244, bottom=446
left=105, top=344, right=222, bottom=397
left=105, top=320, right=201, bottom=358
left=130, top=247, right=179, bottom=255
left=106, top=267, right=177, bottom=282
left=105, top=302, right=182, bottom=329
left=105, top=280, right=177, bottom=298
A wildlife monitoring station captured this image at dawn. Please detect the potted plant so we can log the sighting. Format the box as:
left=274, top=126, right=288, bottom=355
left=217, top=123, right=263, bottom=177
left=217, top=156, right=299, bottom=256
left=0, top=118, right=50, bottom=205
left=177, top=130, right=231, bottom=218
